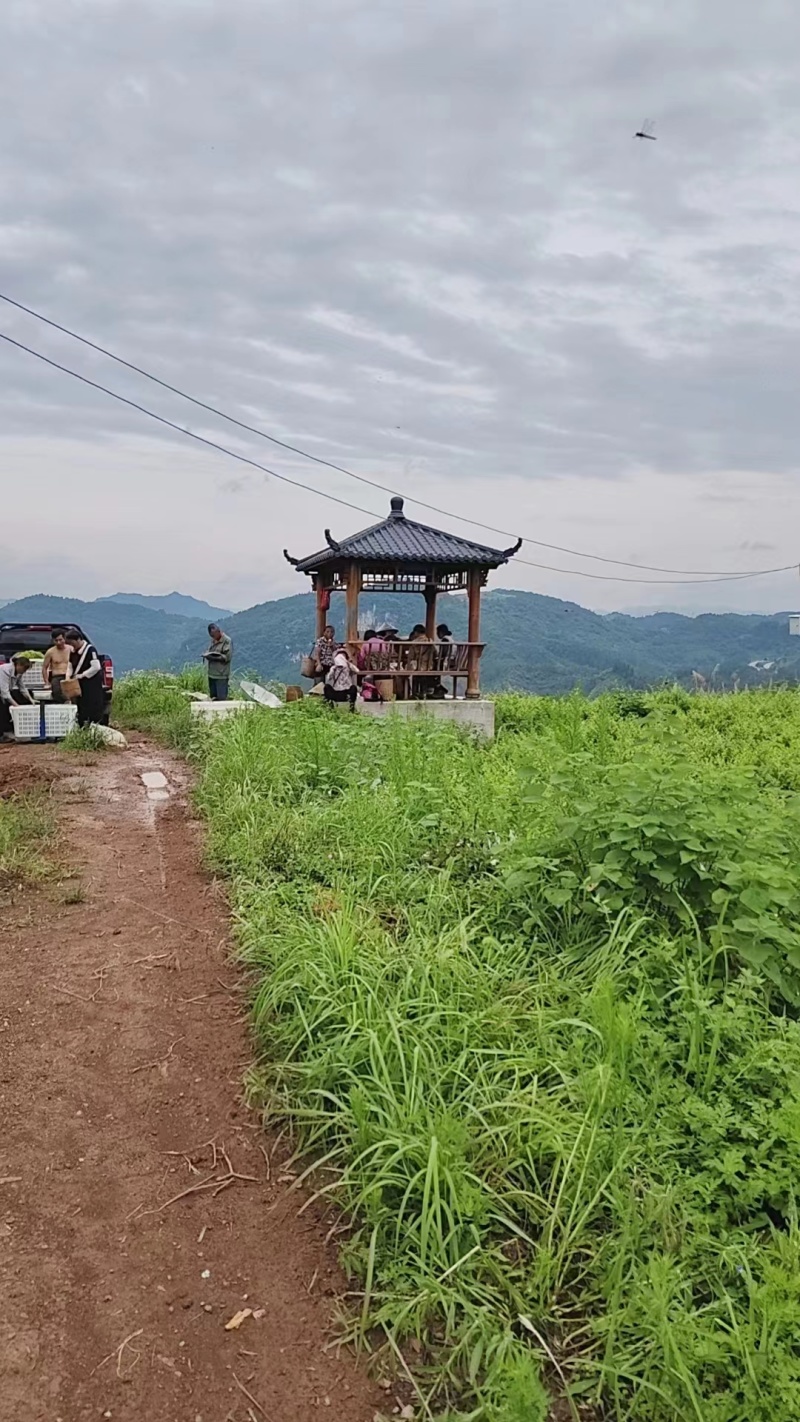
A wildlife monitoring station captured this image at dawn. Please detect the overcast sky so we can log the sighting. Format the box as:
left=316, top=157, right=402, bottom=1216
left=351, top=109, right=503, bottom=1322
left=2, top=0, right=800, bottom=615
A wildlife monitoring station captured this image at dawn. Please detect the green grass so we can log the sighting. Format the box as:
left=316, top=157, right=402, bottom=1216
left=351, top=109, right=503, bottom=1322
left=126, top=683, right=800, bottom=1418
left=59, top=724, right=110, bottom=753
left=0, top=791, right=54, bottom=882
left=112, top=665, right=282, bottom=750
left=112, top=665, right=202, bottom=749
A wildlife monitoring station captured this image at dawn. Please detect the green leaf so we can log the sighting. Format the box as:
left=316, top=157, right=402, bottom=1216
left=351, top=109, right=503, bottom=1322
left=735, top=942, right=773, bottom=966
left=652, top=867, right=677, bottom=885
left=738, top=887, right=771, bottom=913
left=543, top=887, right=574, bottom=907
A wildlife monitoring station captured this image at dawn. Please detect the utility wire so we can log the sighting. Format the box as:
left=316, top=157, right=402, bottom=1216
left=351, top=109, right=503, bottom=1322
left=0, top=326, right=795, bottom=587
left=0, top=289, right=794, bottom=581
left=0, top=331, right=385, bottom=522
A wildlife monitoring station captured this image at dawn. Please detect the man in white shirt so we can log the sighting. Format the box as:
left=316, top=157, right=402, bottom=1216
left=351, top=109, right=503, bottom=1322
left=0, top=657, right=34, bottom=738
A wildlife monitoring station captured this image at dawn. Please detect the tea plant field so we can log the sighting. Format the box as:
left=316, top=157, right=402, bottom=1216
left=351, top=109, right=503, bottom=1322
left=117, top=681, right=800, bottom=1421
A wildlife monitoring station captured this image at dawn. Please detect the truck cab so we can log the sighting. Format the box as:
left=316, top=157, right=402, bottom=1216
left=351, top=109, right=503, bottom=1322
left=0, top=623, right=114, bottom=723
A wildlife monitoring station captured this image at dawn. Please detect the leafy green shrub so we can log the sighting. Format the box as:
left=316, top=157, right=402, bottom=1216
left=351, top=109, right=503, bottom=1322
left=507, top=757, right=800, bottom=1002
left=605, top=689, right=652, bottom=718
left=494, top=692, right=552, bottom=734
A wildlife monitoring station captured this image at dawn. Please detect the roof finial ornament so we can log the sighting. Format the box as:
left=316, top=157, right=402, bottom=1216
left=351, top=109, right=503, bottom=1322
left=390, top=495, right=404, bottom=518
left=324, top=528, right=341, bottom=552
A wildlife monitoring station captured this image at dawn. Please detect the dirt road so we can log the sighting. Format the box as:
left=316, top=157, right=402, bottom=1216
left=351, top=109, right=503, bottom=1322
left=0, top=741, right=383, bottom=1422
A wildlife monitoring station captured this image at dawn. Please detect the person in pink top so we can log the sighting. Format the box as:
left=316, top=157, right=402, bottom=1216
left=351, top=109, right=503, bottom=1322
left=357, top=629, right=387, bottom=670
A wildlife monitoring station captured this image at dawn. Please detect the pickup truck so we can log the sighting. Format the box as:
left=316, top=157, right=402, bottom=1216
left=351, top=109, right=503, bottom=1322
left=0, top=622, right=114, bottom=723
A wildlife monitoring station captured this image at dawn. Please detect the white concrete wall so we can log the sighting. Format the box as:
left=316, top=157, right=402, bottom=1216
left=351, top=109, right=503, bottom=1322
left=189, top=700, right=260, bottom=721
left=357, top=699, right=495, bottom=739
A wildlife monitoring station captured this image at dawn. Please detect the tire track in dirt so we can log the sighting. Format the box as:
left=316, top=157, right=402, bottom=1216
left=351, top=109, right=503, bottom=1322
left=0, top=741, right=384, bottom=1422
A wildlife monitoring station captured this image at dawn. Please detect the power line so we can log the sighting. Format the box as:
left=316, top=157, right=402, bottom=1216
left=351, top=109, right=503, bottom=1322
left=0, top=289, right=794, bottom=581
left=0, top=326, right=795, bottom=588
left=0, top=330, right=384, bottom=522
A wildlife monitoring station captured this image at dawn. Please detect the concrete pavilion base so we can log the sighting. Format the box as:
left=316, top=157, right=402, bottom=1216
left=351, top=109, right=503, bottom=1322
left=356, top=697, right=495, bottom=740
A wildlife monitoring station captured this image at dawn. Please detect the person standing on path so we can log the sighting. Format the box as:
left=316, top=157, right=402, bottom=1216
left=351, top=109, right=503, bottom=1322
left=203, top=623, right=233, bottom=700
left=42, top=628, right=71, bottom=702
left=66, top=632, right=105, bottom=726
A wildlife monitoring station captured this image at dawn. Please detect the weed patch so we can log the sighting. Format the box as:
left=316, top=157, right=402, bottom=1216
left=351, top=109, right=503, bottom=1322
left=60, top=724, right=110, bottom=753
left=0, top=791, right=54, bottom=885
left=113, top=668, right=199, bottom=750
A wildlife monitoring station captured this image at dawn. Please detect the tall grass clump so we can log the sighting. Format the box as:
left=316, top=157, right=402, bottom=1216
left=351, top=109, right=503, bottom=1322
left=113, top=668, right=199, bottom=749
left=60, top=724, right=112, bottom=753
left=157, top=685, right=800, bottom=1417
left=0, top=791, right=54, bottom=883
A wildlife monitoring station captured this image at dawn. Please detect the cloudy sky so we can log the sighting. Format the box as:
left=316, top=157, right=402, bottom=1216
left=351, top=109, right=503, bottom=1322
left=2, top=0, right=800, bottom=615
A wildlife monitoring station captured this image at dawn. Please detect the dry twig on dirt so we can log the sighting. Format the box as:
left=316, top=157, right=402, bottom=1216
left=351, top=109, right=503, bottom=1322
left=129, top=1140, right=258, bottom=1219
left=91, top=1326, right=144, bottom=1379
left=233, top=1371, right=274, bottom=1421
left=131, top=1035, right=184, bottom=1075
left=130, top=951, right=178, bottom=968
left=163, top=1136, right=218, bottom=1167
left=52, top=960, right=116, bottom=1004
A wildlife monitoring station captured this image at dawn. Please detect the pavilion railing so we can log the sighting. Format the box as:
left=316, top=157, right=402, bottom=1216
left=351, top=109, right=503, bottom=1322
left=352, top=640, right=485, bottom=678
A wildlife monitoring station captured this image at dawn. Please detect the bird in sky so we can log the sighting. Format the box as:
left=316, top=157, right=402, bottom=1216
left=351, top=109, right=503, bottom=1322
left=635, top=120, right=657, bottom=141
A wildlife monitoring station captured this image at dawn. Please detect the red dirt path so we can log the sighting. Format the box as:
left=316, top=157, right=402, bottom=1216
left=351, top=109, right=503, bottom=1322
left=0, top=741, right=386, bottom=1422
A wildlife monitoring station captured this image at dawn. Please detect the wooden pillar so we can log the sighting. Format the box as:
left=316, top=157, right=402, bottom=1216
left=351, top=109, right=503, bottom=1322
left=424, top=583, right=437, bottom=639
left=315, top=578, right=328, bottom=639
left=466, top=568, right=482, bottom=699
left=345, top=561, right=361, bottom=646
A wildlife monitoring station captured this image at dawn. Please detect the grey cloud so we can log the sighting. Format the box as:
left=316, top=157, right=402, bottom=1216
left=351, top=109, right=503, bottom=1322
left=2, top=0, right=800, bottom=606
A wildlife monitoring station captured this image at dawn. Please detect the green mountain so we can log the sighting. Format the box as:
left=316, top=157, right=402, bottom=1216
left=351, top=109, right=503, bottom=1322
left=4, top=588, right=798, bottom=694
left=0, top=595, right=205, bottom=674
left=98, top=592, right=231, bottom=620
left=174, top=589, right=800, bottom=694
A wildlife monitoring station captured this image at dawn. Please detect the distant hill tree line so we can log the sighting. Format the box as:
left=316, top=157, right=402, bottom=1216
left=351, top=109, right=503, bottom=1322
left=3, top=589, right=799, bottom=694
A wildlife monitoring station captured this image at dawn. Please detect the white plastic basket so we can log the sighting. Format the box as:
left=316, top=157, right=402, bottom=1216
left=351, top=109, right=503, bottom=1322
left=45, top=704, right=78, bottom=738
left=10, top=705, right=43, bottom=740
left=11, top=703, right=77, bottom=741
left=20, top=662, right=45, bottom=689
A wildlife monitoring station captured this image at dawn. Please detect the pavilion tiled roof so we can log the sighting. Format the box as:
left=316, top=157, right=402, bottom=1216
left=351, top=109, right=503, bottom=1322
left=286, top=497, right=520, bottom=573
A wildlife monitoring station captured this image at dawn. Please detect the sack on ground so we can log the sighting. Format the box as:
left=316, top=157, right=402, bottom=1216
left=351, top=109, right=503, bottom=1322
left=300, top=655, right=316, bottom=679
left=61, top=678, right=81, bottom=700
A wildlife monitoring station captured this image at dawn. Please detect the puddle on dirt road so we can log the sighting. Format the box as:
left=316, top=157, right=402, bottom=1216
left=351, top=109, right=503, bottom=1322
left=73, top=749, right=185, bottom=827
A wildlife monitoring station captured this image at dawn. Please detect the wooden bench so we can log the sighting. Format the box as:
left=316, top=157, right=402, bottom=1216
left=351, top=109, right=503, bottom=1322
left=350, top=641, right=485, bottom=699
